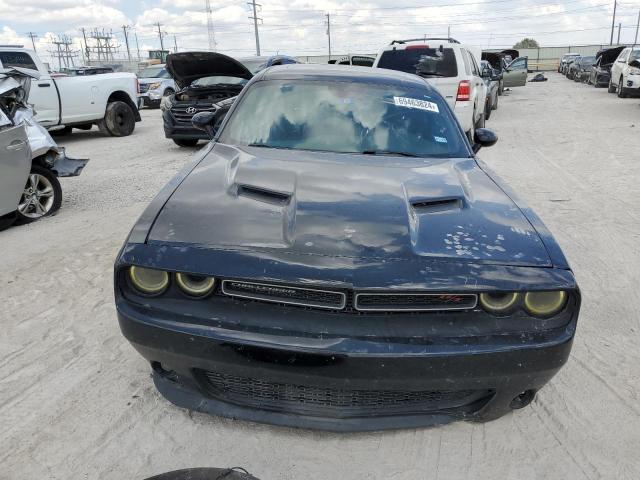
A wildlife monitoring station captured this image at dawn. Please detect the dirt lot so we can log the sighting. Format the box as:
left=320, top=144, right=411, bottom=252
left=1, top=74, right=639, bottom=480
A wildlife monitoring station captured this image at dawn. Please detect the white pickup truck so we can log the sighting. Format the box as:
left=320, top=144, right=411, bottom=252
left=0, top=47, right=141, bottom=136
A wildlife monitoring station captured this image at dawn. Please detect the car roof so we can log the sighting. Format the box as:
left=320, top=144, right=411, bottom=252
left=257, top=63, right=434, bottom=89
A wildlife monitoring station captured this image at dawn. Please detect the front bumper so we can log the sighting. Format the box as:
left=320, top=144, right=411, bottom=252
left=138, top=91, right=163, bottom=106
left=162, top=109, right=210, bottom=140
left=623, top=74, right=640, bottom=95
left=117, top=294, right=577, bottom=431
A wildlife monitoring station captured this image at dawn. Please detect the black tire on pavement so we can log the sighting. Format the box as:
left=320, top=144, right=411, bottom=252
left=173, top=138, right=199, bottom=147
left=493, top=93, right=499, bottom=110
left=14, top=165, right=62, bottom=225
left=608, top=78, right=617, bottom=93
left=617, top=76, right=627, bottom=98
left=50, top=126, right=73, bottom=136
left=98, top=100, right=136, bottom=137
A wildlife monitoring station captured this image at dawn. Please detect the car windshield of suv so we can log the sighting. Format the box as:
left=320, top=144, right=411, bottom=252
left=139, top=67, right=169, bottom=78
left=219, top=80, right=468, bottom=158
left=630, top=49, right=640, bottom=62
left=377, top=47, right=458, bottom=77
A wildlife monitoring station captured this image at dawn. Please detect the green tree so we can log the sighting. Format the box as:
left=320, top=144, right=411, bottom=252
left=513, top=38, right=540, bottom=49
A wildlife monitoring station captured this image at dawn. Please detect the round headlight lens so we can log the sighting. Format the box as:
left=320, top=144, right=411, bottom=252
left=175, top=273, right=215, bottom=297
left=479, top=292, right=520, bottom=313
left=128, top=266, right=169, bottom=295
left=524, top=291, right=567, bottom=317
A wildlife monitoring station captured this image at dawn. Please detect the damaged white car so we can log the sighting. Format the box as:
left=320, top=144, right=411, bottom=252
left=0, top=67, right=88, bottom=229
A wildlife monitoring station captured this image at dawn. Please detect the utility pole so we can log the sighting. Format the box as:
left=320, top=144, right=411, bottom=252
left=248, top=0, right=261, bottom=56
left=205, top=0, right=217, bottom=51
left=122, top=25, right=132, bottom=61
left=27, top=32, right=38, bottom=52
left=326, top=13, right=332, bottom=59
left=634, top=9, right=640, bottom=45
left=134, top=32, right=141, bottom=61
left=447, top=25, right=451, bottom=38
left=610, top=0, right=617, bottom=45
left=81, top=28, right=90, bottom=62
left=173, top=35, right=178, bottom=53
left=155, top=22, right=165, bottom=51
left=617, top=22, right=622, bottom=44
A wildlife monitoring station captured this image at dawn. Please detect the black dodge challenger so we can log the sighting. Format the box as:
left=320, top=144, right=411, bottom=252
left=115, top=64, right=580, bottom=431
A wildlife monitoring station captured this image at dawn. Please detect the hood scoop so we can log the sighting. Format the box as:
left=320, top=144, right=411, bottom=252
left=237, top=184, right=291, bottom=206
left=411, top=197, right=464, bottom=213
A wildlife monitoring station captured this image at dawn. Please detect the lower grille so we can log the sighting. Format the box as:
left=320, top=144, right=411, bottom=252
left=171, top=105, right=217, bottom=124
left=197, top=370, right=492, bottom=418
left=355, top=293, right=477, bottom=312
left=222, top=280, right=346, bottom=310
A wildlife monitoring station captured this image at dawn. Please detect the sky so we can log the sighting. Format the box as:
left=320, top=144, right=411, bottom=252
left=1, top=0, right=640, bottom=66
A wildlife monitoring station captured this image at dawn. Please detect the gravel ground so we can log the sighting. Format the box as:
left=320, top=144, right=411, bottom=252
left=1, top=74, right=639, bottom=480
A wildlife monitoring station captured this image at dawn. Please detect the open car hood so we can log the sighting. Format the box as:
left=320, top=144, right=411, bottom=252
left=597, top=46, right=625, bottom=66
left=165, top=52, right=253, bottom=90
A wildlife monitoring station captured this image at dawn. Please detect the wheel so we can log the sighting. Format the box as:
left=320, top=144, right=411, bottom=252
left=493, top=92, right=499, bottom=110
left=98, top=101, right=136, bottom=137
left=50, top=126, right=72, bottom=137
left=498, top=80, right=504, bottom=96
left=475, top=110, right=486, bottom=130
left=608, top=78, right=617, bottom=93
left=15, top=165, right=62, bottom=224
left=617, top=76, right=627, bottom=98
left=172, top=138, right=199, bottom=147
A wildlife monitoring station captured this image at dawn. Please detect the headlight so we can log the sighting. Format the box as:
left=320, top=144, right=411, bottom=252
left=479, top=292, right=520, bottom=314
left=148, top=82, right=162, bottom=90
left=524, top=291, right=567, bottom=317
left=175, top=273, right=215, bottom=297
left=128, top=266, right=169, bottom=295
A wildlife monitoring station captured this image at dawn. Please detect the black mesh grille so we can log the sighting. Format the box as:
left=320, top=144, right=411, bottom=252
left=222, top=280, right=346, bottom=310
left=355, top=293, right=477, bottom=311
left=198, top=370, right=492, bottom=418
left=171, top=104, right=217, bottom=124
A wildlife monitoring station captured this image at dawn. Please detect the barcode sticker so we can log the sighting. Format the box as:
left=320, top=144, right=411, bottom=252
left=393, top=96, right=440, bottom=113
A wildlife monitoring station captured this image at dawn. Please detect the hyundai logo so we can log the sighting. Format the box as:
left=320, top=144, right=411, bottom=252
left=186, top=107, right=197, bottom=114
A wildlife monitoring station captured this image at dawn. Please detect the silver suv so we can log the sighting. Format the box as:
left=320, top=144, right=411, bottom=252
left=373, top=37, right=487, bottom=139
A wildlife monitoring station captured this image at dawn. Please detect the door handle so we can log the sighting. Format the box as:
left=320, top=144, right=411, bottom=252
left=6, top=140, right=26, bottom=151
left=38, top=83, right=50, bottom=87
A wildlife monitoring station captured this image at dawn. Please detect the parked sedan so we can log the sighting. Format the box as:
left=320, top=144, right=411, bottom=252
left=589, top=46, right=625, bottom=87
left=565, top=57, right=582, bottom=80
left=480, top=60, right=499, bottom=120
left=115, top=64, right=580, bottom=432
left=558, top=53, right=580, bottom=74
left=573, top=56, right=596, bottom=82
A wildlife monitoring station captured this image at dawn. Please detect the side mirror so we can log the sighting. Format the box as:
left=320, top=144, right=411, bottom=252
left=191, top=111, right=219, bottom=138
left=473, top=128, right=498, bottom=153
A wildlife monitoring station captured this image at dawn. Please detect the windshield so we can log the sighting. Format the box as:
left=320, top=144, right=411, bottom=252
left=219, top=80, right=468, bottom=158
left=239, top=59, right=266, bottom=73
left=139, top=67, right=169, bottom=78
left=377, top=47, right=458, bottom=77
left=581, top=57, right=595, bottom=64
left=630, top=50, right=640, bottom=62
left=191, top=76, right=249, bottom=87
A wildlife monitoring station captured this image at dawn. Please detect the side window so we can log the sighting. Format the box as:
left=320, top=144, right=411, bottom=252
left=0, top=51, right=37, bottom=70
left=509, top=58, right=526, bottom=70
left=460, top=49, right=471, bottom=75
left=469, top=53, right=480, bottom=76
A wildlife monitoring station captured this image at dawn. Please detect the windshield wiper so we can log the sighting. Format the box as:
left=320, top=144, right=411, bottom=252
left=416, top=72, right=447, bottom=77
left=362, top=150, right=420, bottom=157
left=247, top=143, right=294, bottom=150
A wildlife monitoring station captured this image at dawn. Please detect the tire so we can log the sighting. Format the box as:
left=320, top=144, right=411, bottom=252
left=50, top=126, right=72, bottom=137
left=15, top=165, right=62, bottom=225
left=498, top=81, right=504, bottom=96
left=493, top=92, right=499, bottom=110
left=484, top=98, right=491, bottom=121
left=617, top=76, right=627, bottom=98
left=173, top=138, right=199, bottom=147
left=98, top=100, right=136, bottom=137
left=608, top=78, right=617, bottom=93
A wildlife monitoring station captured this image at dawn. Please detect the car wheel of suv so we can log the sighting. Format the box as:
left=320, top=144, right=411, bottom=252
left=617, top=76, right=627, bottom=98
left=98, top=101, right=136, bottom=136
left=173, top=138, right=199, bottom=147
left=15, top=166, right=62, bottom=225
left=608, top=78, right=617, bottom=93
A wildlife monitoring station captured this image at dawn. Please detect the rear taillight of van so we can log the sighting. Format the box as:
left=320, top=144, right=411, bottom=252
left=456, top=80, right=470, bottom=101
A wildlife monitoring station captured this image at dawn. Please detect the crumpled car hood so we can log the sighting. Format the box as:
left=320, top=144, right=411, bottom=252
left=148, top=145, right=552, bottom=267
left=165, top=52, right=253, bottom=90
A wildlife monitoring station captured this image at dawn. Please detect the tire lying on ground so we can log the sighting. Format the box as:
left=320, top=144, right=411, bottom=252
left=98, top=100, right=136, bottom=137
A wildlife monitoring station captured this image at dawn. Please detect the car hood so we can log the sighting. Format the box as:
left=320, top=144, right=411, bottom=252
left=138, top=77, right=164, bottom=84
left=597, top=46, right=625, bottom=66
left=147, top=145, right=552, bottom=267
left=165, top=52, right=253, bottom=90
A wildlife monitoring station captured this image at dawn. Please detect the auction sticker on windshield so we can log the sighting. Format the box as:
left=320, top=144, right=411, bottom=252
left=393, top=96, right=440, bottom=113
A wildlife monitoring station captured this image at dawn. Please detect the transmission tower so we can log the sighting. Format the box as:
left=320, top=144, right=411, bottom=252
left=48, top=34, right=79, bottom=70
left=205, top=0, right=217, bottom=51
left=88, top=28, right=119, bottom=62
